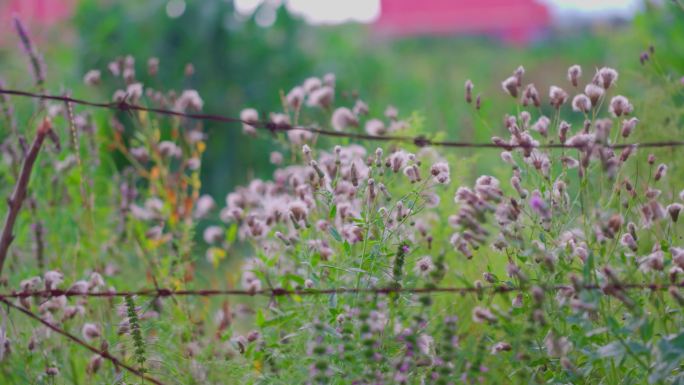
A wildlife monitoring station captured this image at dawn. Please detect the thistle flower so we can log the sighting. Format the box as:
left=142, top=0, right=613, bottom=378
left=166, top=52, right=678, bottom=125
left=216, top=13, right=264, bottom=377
left=545, top=333, right=571, bottom=357
left=472, top=306, right=496, bottom=323
left=194, top=195, right=216, bottom=219
left=639, top=250, right=664, bottom=272
left=353, top=99, right=369, bottom=116
left=595, top=67, right=619, bottom=89
left=302, top=77, right=322, bottom=93
left=307, top=86, right=334, bottom=108
left=522, top=84, right=540, bottom=107
left=147, top=57, right=159, bottom=76
left=86, top=355, right=103, bottom=374
left=323, top=73, right=336, bottom=87
left=491, top=342, right=512, bottom=354
left=532, top=116, right=550, bottom=137
left=549, top=86, right=568, bottom=108
left=608, top=95, right=633, bottom=117
left=584, top=84, right=604, bottom=106
left=385, top=105, right=398, bottom=120
left=268, top=152, right=283, bottom=167
left=287, top=129, right=313, bottom=145
left=464, top=80, right=474, bottom=103
left=82, top=323, right=101, bottom=342
left=174, top=90, right=203, bottom=112
left=567, top=65, right=582, bottom=87
left=620, top=233, right=638, bottom=252
left=414, top=256, right=435, bottom=276
left=403, top=165, right=421, bottom=183
left=44, top=271, right=64, bottom=290
left=529, top=190, right=550, bottom=219
left=83, top=70, right=101, bottom=86
left=430, top=161, right=450, bottom=184
left=514, top=65, right=525, bottom=86
left=654, top=163, right=667, bottom=181
left=331, top=107, right=358, bottom=131
left=203, top=226, right=224, bottom=244
left=621, top=117, right=638, bottom=138
left=667, top=203, right=683, bottom=222
left=286, top=86, right=305, bottom=109
left=365, top=119, right=386, bottom=136
left=571, top=94, right=591, bottom=113
left=240, top=108, right=259, bottom=136
left=158, top=141, right=182, bottom=158
left=501, top=76, right=519, bottom=98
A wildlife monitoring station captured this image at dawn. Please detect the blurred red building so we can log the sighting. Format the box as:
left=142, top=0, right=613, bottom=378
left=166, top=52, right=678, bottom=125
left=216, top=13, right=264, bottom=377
left=374, top=0, right=551, bottom=44
left=0, top=0, right=75, bottom=45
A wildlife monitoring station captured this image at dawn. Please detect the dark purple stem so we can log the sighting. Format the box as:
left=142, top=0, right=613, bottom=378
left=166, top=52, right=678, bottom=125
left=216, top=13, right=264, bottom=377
left=0, top=119, right=50, bottom=275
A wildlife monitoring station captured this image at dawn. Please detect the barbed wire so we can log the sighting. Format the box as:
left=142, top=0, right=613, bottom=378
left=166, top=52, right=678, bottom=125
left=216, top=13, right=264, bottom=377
left=0, top=297, right=165, bottom=385
left=2, top=88, right=684, bottom=150
left=1, top=281, right=683, bottom=300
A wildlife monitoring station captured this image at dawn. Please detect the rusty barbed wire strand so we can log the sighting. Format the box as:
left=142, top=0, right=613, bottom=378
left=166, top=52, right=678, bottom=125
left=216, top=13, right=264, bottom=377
left=2, top=88, right=684, bottom=150
left=0, top=297, right=166, bottom=385
left=1, top=281, right=683, bottom=300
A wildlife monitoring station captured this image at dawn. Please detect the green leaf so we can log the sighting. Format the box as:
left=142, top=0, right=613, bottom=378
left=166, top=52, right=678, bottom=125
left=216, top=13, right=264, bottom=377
left=329, top=204, right=337, bottom=219
left=330, top=227, right=342, bottom=242
left=226, top=223, right=238, bottom=244
left=255, top=309, right=265, bottom=327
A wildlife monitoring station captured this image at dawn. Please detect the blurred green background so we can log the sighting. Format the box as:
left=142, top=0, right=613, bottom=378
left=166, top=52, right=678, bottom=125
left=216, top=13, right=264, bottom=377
left=1, top=0, right=683, bottom=200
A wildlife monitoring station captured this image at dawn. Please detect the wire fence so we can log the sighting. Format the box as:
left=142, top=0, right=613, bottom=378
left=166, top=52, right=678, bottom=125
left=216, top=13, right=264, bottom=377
left=2, top=88, right=684, bottom=150
left=1, top=281, right=683, bottom=301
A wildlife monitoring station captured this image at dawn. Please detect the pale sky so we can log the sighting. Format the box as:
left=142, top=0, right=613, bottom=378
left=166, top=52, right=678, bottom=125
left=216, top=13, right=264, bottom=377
left=232, top=0, right=643, bottom=26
